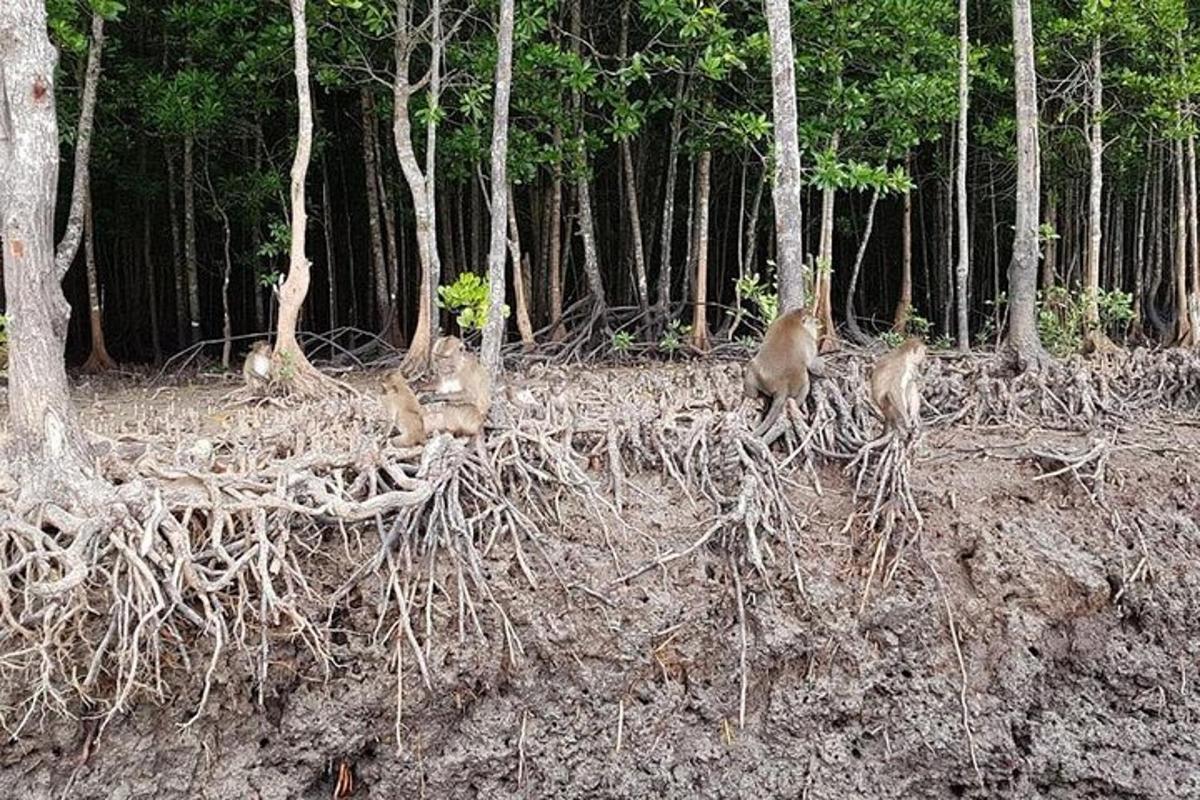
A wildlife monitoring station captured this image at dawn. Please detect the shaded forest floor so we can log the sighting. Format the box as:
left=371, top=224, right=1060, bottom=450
left=1, top=355, right=1199, bottom=799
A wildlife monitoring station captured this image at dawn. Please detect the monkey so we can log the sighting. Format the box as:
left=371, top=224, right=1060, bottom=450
left=421, top=336, right=492, bottom=437
left=380, top=370, right=427, bottom=447
left=742, top=308, right=825, bottom=437
left=242, top=340, right=272, bottom=388
left=869, top=337, right=927, bottom=432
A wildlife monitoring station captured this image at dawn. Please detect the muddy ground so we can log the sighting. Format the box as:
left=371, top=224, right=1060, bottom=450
left=2, top=366, right=1199, bottom=799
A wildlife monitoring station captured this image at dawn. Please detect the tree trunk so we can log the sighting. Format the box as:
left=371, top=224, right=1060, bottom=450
left=183, top=134, right=201, bottom=345
left=689, top=149, right=712, bottom=351
left=322, top=155, right=338, bottom=332
left=618, top=0, right=648, bottom=314
left=481, top=0, right=515, bottom=372
left=1147, top=149, right=1166, bottom=337
left=394, top=0, right=441, bottom=373
left=166, top=147, right=187, bottom=347
left=844, top=188, right=880, bottom=345
left=1173, top=137, right=1192, bottom=345
left=507, top=183, right=535, bottom=349
left=1004, top=0, right=1046, bottom=368
left=273, top=0, right=323, bottom=385
left=1083, top=35, right=1107, bottom=349
left=547, top=129, right=566, bottom=340
left=1043, top=192, right=1057, bottom=290
left=955, top=0, right=970, bottom=351
left=144, top=177, right=163, bottom=364
left=361, top=87, right=395, bottom=342
left=764, top=0, right=805, bottom=312
left=81, top=190, right=116, bottom=372
left=0, top=1, right=99, bottom=502
left=813, top=134, right=839, bottom=350
left=570, top=0, right=607, bottom=314
left=1188, top=130, right=1199, bottom=334
left=893, top=152, right=914, bottom=331
left=54, top=13, right=104, bottom=276
left=1132, top=153, right=1149, bottom=335
left=656, top=72, right=686, bottom=320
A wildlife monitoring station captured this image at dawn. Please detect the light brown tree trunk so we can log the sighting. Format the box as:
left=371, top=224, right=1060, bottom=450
left=813, top=134, right=839, bottom=350
left=166, top=147, right=187, bottom=346
left=1083, top=35, right=1106, bottom=347
left=394, top=0, right=442, bottom=373
left=1132, top=152, right=1149, bottom=334
left=955, top=0, right=970, bottom=351
left=1188, top=130, right=1199, bottom=333
left=1043, top=193, right=1057, bottom=290
left=322, top=156, right=338, bottom=331
left=273, top=0, right=323, bottom=386
left=893, top=152, right=914, bottom=331
left=0, top=2, right=100, bottom=502
left=481, top=0, right=515, bottom=372
left=144, top=175, right=163, bottom=364
left=507, top=184, right=535, bottom=349
left=81, top=190, right=115, bottom=372
left=1004, top=0, right=1046, bottom=368
left=1173, top=137, right=1193, bottom=345
left=618, top=0, right=648, bottom=314
left=570, top=0, right=607, bottom=314
left=689, top=149, right=712, bottom=351
left=764, top=0, right=805, bottom=312
left=844, top=188, right=880, bottom=345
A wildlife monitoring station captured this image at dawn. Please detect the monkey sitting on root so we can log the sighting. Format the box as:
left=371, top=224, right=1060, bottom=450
left=868, top=337, right=927, bottom=433
left=420, top=336, right=492, bottom=438
left=379, top=369, right=427, bottom=447
left=242, top=340, right=273, bottom=389
left=742, top=308, right=827, bottom=438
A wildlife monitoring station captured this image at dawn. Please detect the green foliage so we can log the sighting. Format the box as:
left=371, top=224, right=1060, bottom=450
left=1036, top=286, right=1135, bottom=356
left=878, top=331, right=904, bottom=348
left=732, top=273, right=778, bottom=328
left=658, top=319, right=692, bottom=356
left=436, top=273, right=510, bottom=332
left=611, top=330, right=634, bottom=354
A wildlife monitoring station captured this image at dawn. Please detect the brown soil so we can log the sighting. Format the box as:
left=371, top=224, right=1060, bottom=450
left=2, top=367, right=1199, bottom=799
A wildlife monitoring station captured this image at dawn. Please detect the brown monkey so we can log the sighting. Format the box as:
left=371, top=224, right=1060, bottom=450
left=380, top=370, right=427, bottom=447
left=422, top=336, right=492, bottom=437
left=869, top=337, right=927, bottom=431
left=742, top=309, right=825, bottom=437
left=242, top=340, right=272, bottom=388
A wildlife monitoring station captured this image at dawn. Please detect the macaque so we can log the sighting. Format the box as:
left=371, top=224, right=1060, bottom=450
left=243, top=341, right=272, bottom=388
left=869, top=337, right=927, bottom=431
left=422, top=336, right=492, bottom=437
left=380, top=370, right=427, bottom=447
left=742, top=309, right=825, bottom=437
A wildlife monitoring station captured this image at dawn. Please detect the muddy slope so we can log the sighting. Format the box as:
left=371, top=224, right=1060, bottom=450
left=3, top=424, right=1199, bottom=799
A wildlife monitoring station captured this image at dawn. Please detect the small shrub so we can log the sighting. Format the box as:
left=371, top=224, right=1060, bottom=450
left=436, top=272, right=510, bottom=332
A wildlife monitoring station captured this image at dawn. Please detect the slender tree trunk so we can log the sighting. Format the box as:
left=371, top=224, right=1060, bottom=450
left=743, top=161, right=766, bottom=278
left=1004, top=0, right=1046, bottom=368
left=1173, top=137, right=1193, bottom=344
left=1188, top=130, right=1199, bottom=331
left=689, top=149, right=712, bottom=351
left=507, top=183, right=535, bottom=349
left=0, top=1, right=99, bottom=500
left=322, top=156, right=337, bottom=332
left=1147, top=150, right=1165, bottom=337
left=548, top=128, right=566, bottom=340
left=208, top=172, right=234, bottom=369
left=1043, top=193, right=1057, bottom=290
left=656, top=72, right=686, bottom=320
left=394, top=0, right=441, bottom=373
left=990, top=165, right=1002, bottom=336
left=1132, top=155, right=1149, bottom=335
left=1083, top=35, right=1106, bottom=348
left=54, top=14, right=104, bottom=276
left=813, top=134, right=839, bottom=349
left=570, top=0, right=607, bottom=314
left=166, top=147, right=187, bottom=347
left=423, top=0, right=442, bottom=339
left=481, top=0, right=515, bottom=372
left=361, top=88, right=395, bottom=342
left=183, top=134, right=201, bottom=345
left=144, top=179, right=163, bottom=364
left=893, top=152, right=914, bottom=331
left=764, top=0, right=805, bottom=312
left=617, top=0, right=648, bottom=314
left=955, top=0, right=970, bottom=351
left=273, top=0, right=322, bottom=384
left=81, top=190, right=116, bottom=372
left=844, top=188, right=880, bottom=345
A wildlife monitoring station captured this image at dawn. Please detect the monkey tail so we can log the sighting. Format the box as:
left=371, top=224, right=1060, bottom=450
left=755, top=393, right=787, bottom=438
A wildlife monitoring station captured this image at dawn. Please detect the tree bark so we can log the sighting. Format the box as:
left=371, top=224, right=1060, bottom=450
left=955, top=0, right=970, bottom=351
left=322, top=155, right=338, bottom=332
left=480, top=0, right=515, bottom=372
left=165, top=147, right=187, bottom=347
left=361, top=87, right=395, bottom=342
left=507, top=183, right=535, bottom=349
left=393, top=0, right=442, bottom=373
left=54, top=14, right=104, bottom=277
left=570, top=0, right=607, bottom=314
left=1083, top=35, right=1106, bottom=347
left=689, top=149, right=712, bottom=351
left=617, top=0, right=648, bottom=314
left=144, top=175, right=163, bottom=364
left=1042, top=192, right=1057, bottom=290
left=1173, top=137, right=1192, bottom=345
left=81, top=190, right=115, bottom=372
left=0, top=1, right=98, bottom=502
left=844, top=188, right=880, bottom=345
left=1004, top=0, right=1046, bottom=368
left=548, top=128, right=566, bottom=340
left=1188, top=130, right=1199, bottom=334
left=813, top=134, right=839, bottom=350
left=893, top=152, right=914, bottom=331
left=1132, top=152, right=1149, bottom=335
left=764, top=0, right=805, bottom=313
left=273, top=0, right=323, bottom=384
left=656, top=72, right=686, bottom=320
